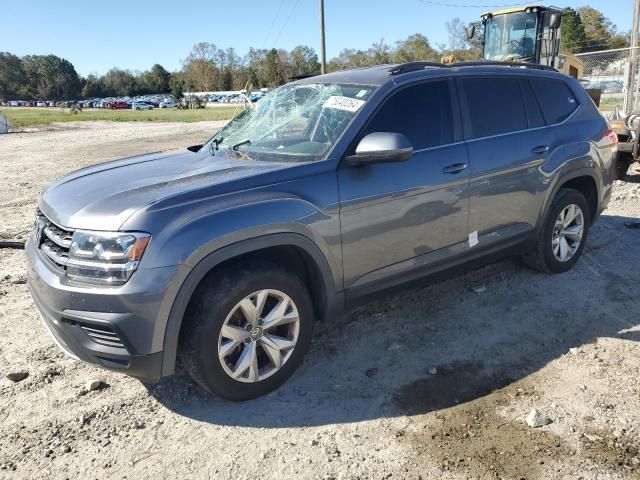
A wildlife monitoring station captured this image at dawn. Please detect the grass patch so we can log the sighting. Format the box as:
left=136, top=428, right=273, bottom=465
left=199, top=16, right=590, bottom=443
left=3, top=106, right=239, bottom=128
left=599, top=96, right=623, bottom=112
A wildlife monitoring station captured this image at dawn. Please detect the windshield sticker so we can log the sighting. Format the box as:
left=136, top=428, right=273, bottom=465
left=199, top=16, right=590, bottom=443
left=323, top=95, right=365, bottom=112
left=356, top=89, right=368, bottom=98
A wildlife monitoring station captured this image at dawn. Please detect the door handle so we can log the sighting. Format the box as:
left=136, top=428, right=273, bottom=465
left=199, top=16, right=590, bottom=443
left=532, top=145, right=550, bottom=154
left=442, top=163, right=468, bottom=174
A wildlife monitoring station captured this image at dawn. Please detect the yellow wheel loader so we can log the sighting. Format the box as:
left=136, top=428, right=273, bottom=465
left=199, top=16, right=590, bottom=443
left=466, top=5, right=636, bottom=179
left=466, top=5, right=583, bottom=77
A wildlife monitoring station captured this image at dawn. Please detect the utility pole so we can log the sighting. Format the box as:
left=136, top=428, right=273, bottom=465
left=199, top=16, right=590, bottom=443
left=320, top=0, right=327, bottom=74
left=625, top=0, right=640, bottom=113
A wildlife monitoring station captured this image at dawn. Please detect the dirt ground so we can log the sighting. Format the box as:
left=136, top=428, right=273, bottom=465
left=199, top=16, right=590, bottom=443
left=0, top=121, right=639, bottom=480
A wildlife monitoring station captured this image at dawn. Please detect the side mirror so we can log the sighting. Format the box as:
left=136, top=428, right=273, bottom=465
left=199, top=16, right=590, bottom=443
left=549, top=12, right=561, bottom=29
left=345, top=132, right=413, bottom=166
left=466, top=24, right=476, bottom=41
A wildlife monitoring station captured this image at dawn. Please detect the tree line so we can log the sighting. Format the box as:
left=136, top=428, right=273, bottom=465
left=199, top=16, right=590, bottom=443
left=0, top=6, right=629, bottom=102
left=560, top=7, right=629, bottom=53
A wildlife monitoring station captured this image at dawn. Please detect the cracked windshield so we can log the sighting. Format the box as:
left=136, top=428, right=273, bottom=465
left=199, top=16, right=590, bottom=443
left=208, top=83, right=375, bottom=162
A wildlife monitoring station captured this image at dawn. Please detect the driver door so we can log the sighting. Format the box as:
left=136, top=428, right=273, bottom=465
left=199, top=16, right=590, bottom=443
left=337, top=79, right=470, bottom=291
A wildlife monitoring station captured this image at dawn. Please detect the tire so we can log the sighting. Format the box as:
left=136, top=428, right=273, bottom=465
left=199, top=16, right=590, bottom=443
left=615, top=153, right=633, bottom=180
left=523, top=188, right=591, bottom=274
left=179, top=260, right=314, bottom=401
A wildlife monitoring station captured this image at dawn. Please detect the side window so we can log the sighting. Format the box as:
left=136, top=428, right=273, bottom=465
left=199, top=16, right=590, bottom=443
left=365, top=80, right=454, bottom=150
left=521, top=79, right=545, bottom=128
left=462, top=77, right=527, bottom=138
left=530, top=78, right=579, bottom=124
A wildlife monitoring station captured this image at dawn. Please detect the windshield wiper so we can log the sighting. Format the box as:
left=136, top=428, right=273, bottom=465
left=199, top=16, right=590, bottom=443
left=231, top=139, right=251, bottom=151
left=208, top=137, right=223, bottom=155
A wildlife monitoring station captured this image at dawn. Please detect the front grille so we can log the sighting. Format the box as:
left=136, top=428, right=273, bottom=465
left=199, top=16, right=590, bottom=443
left=36, top=209, right=74, bottom=270
left=80, top=324, right=125, bottom=349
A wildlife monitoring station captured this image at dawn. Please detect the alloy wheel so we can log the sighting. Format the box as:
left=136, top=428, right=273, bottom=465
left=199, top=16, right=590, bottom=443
left=217, top=289, right=300, bottom=383
left=552, top=203, right=584, bottom=262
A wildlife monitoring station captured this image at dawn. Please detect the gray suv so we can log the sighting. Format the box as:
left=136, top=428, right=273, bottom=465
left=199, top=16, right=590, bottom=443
left=26, top=62, right=617, bottom=400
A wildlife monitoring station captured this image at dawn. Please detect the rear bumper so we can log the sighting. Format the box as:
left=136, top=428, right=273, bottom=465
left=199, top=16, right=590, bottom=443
left=25, top=235, right=188, bottom=382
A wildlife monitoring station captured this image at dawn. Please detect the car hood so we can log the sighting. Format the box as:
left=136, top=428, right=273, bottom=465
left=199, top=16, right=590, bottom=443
left=40, top=148, right=292, bottom=231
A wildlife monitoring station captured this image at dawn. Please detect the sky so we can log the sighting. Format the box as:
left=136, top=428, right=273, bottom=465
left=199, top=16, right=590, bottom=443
left=1, top=0, right=634, bottom=76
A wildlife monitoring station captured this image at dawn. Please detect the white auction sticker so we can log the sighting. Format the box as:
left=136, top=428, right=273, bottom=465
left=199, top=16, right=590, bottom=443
left=323, top=95, right=365, bottom=112
left=469, top=230, right=479, bottom=248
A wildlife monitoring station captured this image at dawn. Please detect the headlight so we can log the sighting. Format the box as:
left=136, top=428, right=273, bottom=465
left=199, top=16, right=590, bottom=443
left=66, top=231, right=151, bottom=285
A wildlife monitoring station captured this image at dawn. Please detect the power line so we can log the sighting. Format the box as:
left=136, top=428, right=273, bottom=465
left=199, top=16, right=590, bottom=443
left=272, top=0, right=303, bottom=47
left=263, top=0, right=286, bottom=46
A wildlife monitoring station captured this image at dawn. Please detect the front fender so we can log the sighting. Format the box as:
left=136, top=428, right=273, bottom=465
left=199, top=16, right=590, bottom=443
left=159, top=232, right=343, bottom=376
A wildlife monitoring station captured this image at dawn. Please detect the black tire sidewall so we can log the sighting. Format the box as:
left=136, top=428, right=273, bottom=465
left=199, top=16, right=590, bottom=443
left=183, top=265, right=314, bottom=401
left=541, top=190, right=591, bottom=273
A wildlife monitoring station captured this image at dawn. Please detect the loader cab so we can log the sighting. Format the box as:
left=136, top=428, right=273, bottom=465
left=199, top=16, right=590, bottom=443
left=478, top=6, right=562, bottom=67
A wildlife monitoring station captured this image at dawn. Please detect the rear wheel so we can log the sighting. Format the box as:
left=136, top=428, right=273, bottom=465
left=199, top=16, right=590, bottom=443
left=179, top=260, right=314, bottom=401
left=523, top=188, right=591, bottom=274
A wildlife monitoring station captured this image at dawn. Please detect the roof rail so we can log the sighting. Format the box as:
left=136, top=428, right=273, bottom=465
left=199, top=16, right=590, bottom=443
left=454, top=61, right=557, bottom=71
left=388, top=62, right=447, bottom=75
left=388, top=60, right=557, bottom=76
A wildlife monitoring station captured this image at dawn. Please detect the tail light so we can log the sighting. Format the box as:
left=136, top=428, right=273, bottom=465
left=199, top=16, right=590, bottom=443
left=604, top=129, right=618, bottom=153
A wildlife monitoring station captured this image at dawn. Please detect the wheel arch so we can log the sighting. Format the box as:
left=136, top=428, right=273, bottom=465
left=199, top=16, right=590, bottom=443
left=160, top=233, right=343, bottom=377
left=538, top=169, right=601, bottom=231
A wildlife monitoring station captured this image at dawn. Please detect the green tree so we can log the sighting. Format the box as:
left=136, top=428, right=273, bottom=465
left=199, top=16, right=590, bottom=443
left=0, top=52, right=26, bottom=101
left=139, top=64, right=171, bottom=93
left=393, top=34, right=439, bottom=63
left=81, top=74, right=105, bottom=98
left=561, top=8, right=587, bottom=53
left=262, top=49, right=280, bottom=87
left=290, top=45, right=320, bottom=77
left=577, top=6, right=627, bottom=51
left=21, top=54, right=81, bottom=100
left=369, top=39, right=392, bottom=65
left=183, top=42, right=218, bottom=91
left=169, top=75, right=184, bottom=101
left=100, top=68, right=139, bottom=97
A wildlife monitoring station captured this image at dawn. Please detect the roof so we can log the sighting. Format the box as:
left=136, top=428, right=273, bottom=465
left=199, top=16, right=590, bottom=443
left=295, top=64, right=397, bottom=87
left=293, top=61, right=560, bottom=88
left=483, top=5, right=550, bottom=16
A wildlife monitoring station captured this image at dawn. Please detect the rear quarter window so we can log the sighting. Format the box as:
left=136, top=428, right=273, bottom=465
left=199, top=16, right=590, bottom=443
left=530, top=78, right=579, bottom=124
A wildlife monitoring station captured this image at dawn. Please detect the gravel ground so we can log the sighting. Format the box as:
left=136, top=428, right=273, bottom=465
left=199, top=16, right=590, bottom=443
left=0, top=122, right=639, bottom=480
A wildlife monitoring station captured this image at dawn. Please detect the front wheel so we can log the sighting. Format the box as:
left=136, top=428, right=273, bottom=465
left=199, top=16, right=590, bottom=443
left=179, top=260, right=314, bottom=401
left=523, top=188, right=591, bottom=274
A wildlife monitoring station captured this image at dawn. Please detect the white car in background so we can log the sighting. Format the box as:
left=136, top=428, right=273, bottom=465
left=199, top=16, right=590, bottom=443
left=159, top=100, right=177, bottom=108
left=132, top=101, right=154, bottom=111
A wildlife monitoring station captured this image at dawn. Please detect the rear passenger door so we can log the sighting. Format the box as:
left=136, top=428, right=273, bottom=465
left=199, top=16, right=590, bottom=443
left=459, top=76, right=555, bottom=245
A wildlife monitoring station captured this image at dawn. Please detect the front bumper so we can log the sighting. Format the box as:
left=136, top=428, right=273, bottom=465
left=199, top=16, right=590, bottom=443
left=25, top=235, right=187, bottom=382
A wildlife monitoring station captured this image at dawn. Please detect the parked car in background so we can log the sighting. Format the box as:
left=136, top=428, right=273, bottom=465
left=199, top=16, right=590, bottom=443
left=109, top=101, right=130, bottom=110
left=132, top=101, right=154, bottom=110
left=159, top=99, right=177, bottom=108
